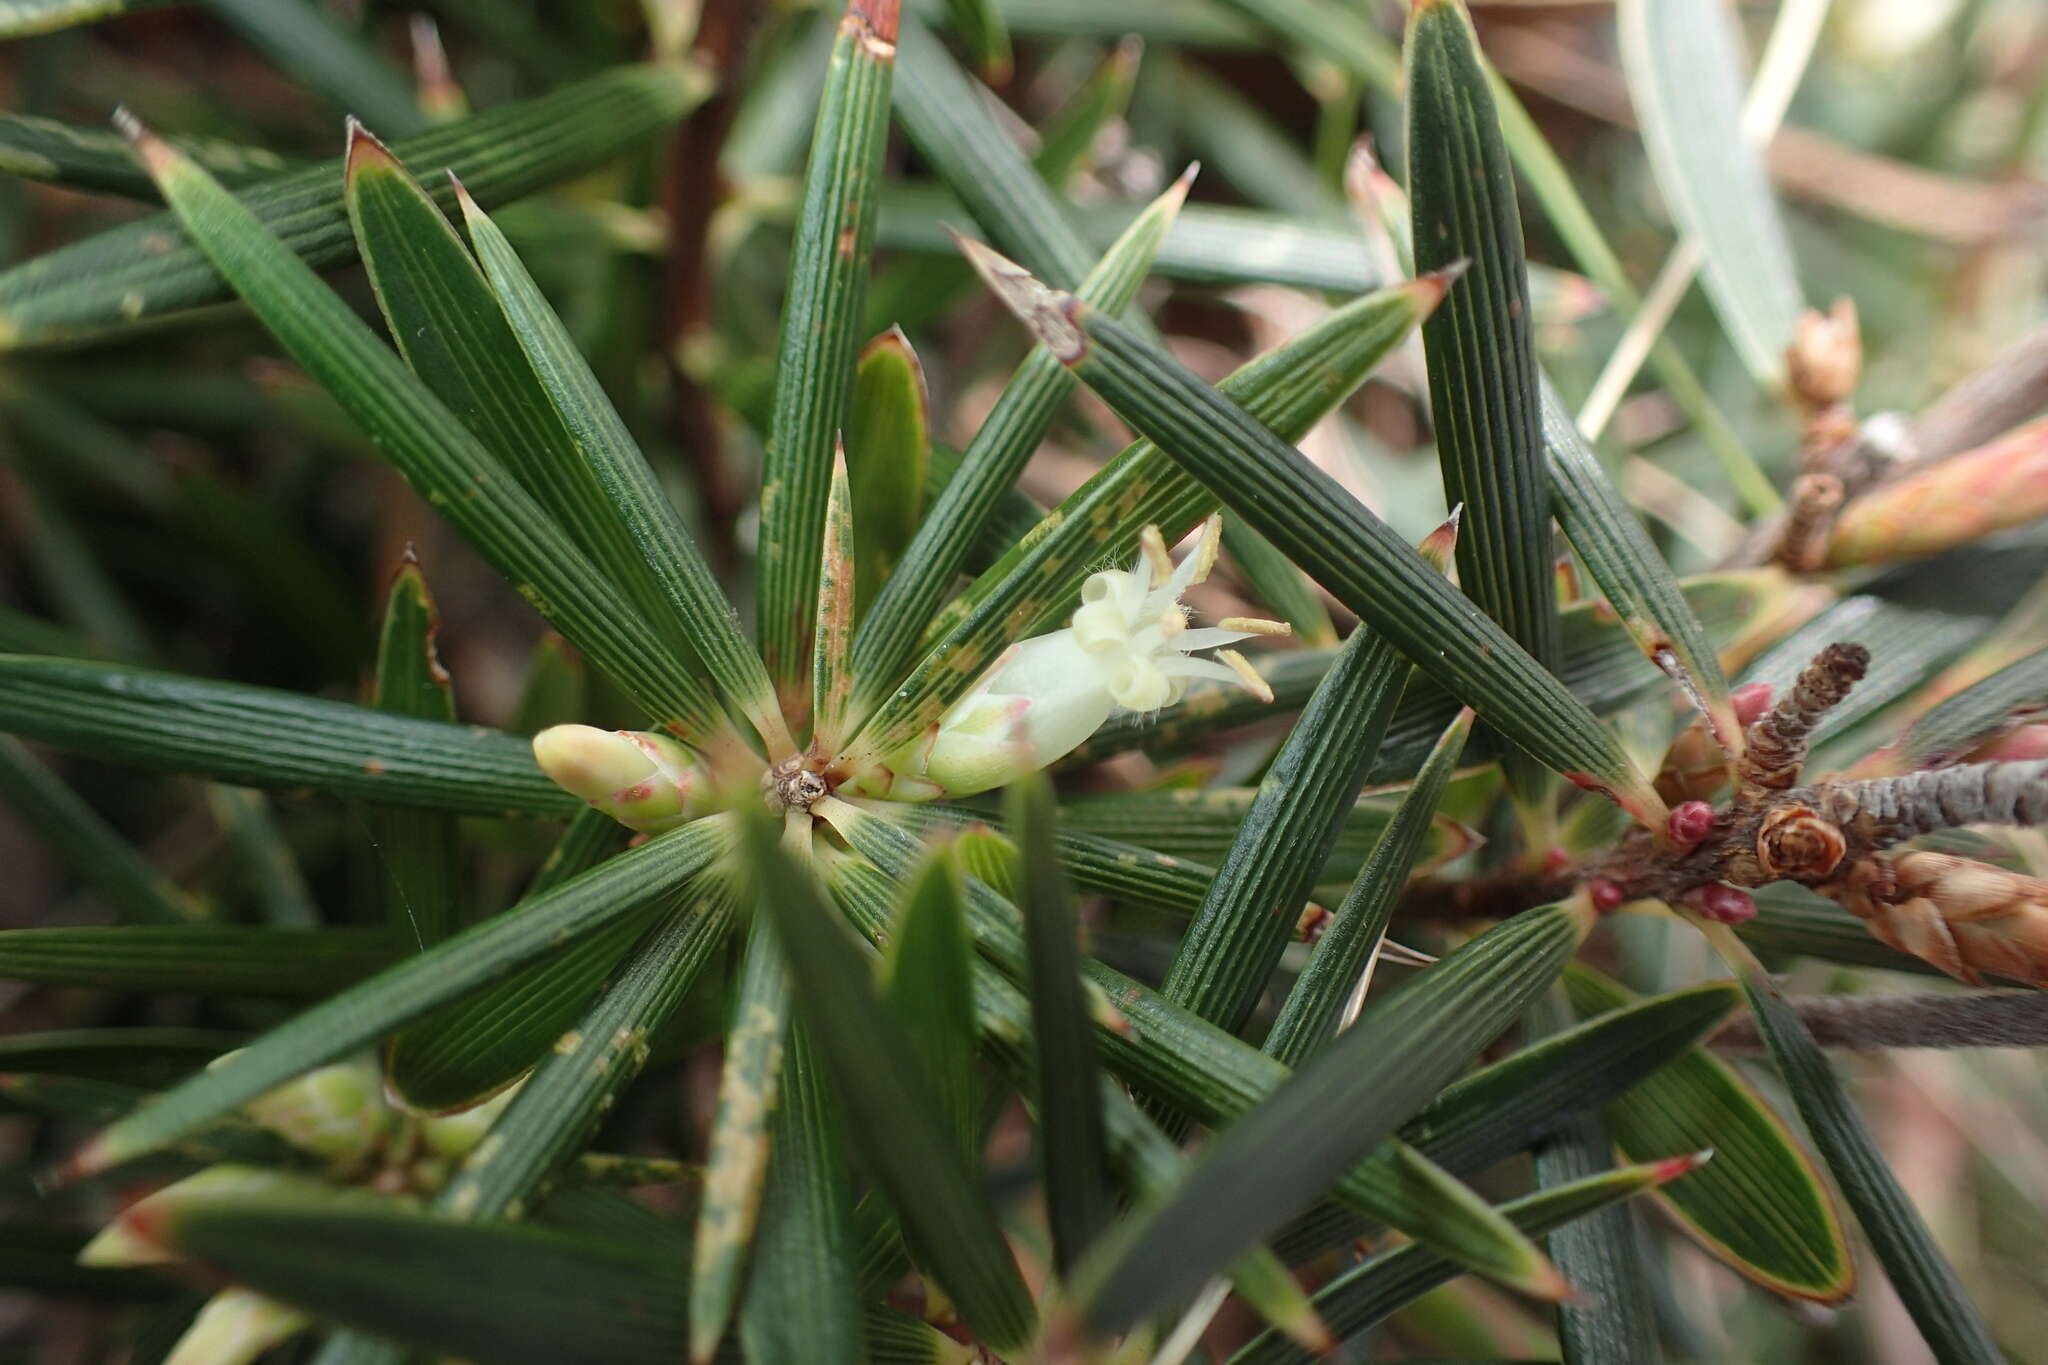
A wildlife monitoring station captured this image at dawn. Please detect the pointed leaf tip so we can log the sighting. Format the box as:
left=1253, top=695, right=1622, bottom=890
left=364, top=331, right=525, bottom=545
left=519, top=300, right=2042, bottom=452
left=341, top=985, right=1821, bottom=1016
left=951, top=231, right=1087, bottom=364
left=1654, top=1149, right=1716, bottom=1183
left=1166, top=160, right=1200, bottom=206
left=111, top=108, right=173, bottom=176
left=1412, top=258, right=1471, bottom=313
left=343, top=118, right=400, bottom=175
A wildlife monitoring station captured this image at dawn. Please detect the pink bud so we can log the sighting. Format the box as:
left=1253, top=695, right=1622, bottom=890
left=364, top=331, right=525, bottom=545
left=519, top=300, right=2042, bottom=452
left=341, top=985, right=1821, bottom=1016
left=1683, top=883, right=1756, bottom=924
left=1667, top=800, right=1716, bottom=852
left=1542, top=847, right=1572, bottom=877
left=1587, top=878, right=1625, bottom=912
left=1732, top=683, right=1774, bottom=726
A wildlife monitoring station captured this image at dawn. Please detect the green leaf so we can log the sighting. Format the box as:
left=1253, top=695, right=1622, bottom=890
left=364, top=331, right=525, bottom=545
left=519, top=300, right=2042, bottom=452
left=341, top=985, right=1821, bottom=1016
left=959, top=247, right=1666, bottom=826
left=1892, top=643, right=2048, bottom=770
left=880, top=845, right=980, bottom=1153
left=846, top=328, right=931, bottom=621
left=848, top=170, right=1188, bottom=723
left=1074, top=901, right=1585, bottom=1334
left=742, top=1027, right=865, bottom=1365
left=0, top=735, right=203, bottom=924
left=741, top=813, right=1037, bottom=1351
left=385, top=906, right=660, bottom=1113
left=0, top=1027, right=241, bottom=1086
left=1543, top=382, right=1740, bottom=752
left=457, top=190, right=790, bottom=754
left=1707, top=929, right=2002, bottom=1363
left=756, top=0, right=900, bottom=710
left=841, top=274, right=1431, bottom=775
left=508, top=635, right=586, bottom=735
left=893, top=18, right=1093, bottom=289
left=812, top=450, right=860, bottom=752
left=436, top=888, right=733, bottom=1222
left=1203, top=0, right=1779, bottom=512
left=1031, top=39, right=1140, bottom=190
left=0, top=656, right=572, bottom=817
left=1266, top=709, right=1473, bottom=1067
left=1564, top=963, right=1852, bottom=1302
left=1406, top=0, right=1561, bottom=799
left=941, top=0, right=1011, bottom=80
left=690, top=918, right=793, bottom=1362
left=0, top=924, right=394, bottom=996
left=1009, top=774, right=1114, bottom=1274
left=0, top=63, right=708, bottom=350
left=203, top=0, right=427, bottom=135
left=1228, top=1157, right=1706, bottom=1365
left=369, top=561, right=461, bottom=949
left=1617, top=0, right=1805, bottom=384
left=344, top=133, right=714, bottom=707
left=1220, top=518, right=1338, bottom=648
left=0, top=0, right=176, bottom=35
left=125, top=122, right=727, bottom=743
left=206, top=786, right=320, bottom=929
left=65, top=817, right=731, bottom=1179
left=147, top=1191, right=959, bottom=1365
left=1522, top=991, right=1658, bottom=1365
left=0, top=112, right=290, bottom=199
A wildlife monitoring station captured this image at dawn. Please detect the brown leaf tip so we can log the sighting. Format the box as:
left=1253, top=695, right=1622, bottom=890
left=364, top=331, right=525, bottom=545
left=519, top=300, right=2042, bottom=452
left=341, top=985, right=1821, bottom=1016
left=111, top=107, right=174, bottom=175
left=343, top=116, right=400, bottom=174
left=950, top=229, right=1088, bottom=364
left=1413, top=257, right=1472, bottom=314
left=848, top=0, right=900, bottom=47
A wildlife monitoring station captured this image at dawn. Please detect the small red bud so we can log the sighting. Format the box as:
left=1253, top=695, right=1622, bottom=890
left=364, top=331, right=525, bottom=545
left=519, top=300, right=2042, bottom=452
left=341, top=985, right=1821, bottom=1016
left=1542, top=847, right=1572, bottom=877
left=1667, top=800, right=1716, bottom=851
left=1683, top=883, right=1756, bottom=924
left=1732, top=683, right=1774, bottom=726
left=1588, top=878, right=1625, bottom=912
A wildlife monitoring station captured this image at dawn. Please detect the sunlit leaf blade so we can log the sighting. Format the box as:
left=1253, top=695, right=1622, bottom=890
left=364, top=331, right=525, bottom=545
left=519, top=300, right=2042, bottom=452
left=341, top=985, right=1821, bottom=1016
left=0, top=924, right=393, bottom=996
left=690, top=919, right=792, bottom=1362
left=1074, top=900, right=1585, bottom=1333
left=0, top=64, right=708, bottom=349
left=457, top=190, right=789, bottom=754
left=846, top=328, right=930, bottom=621
left=125, top=124, right=729, bottom=744
left=812, top=450, right=860, bottom=751
left=757, top=0, right=899, bottom=711
left=742, top=1028, right=865, bottom=1365
left=956, top=247, right=1665, bottom=826
left=0, top=735, right=202, bottom=925
left=1156, top=608, right=1414, bottom=1041
left=1707, top=928, right=2003, bottom=1363
left=1543, top=382, right=1740, bottom=751
left=1228, top=1157, right=1706, bottom=1365
left=741, top=815, right=1036, bottom=1350
left=1009, top=775, right=1113, bottom=1274
left=436, top=891, right=731, bottom=1227
left=0, top=112, right=290, bottom=199
left=1564, top=964, right=1852, bottom=1301
left=843, top=274, right=1432, bottom=772
left=1406, top=0, right=1561, bottom=799
left=64, top=818, right=731, bottom=1179
left=1266, top=709, right=1473, bottom=1067
left=849, top=170, right=1188, bottom=722
left=368, top=560, right=461, bottom=949
left=881, top=846, right=979, bottom=1152
left=203, top=0, right=426, bottom=135
left=1617, top=0, right=1804, bottom=383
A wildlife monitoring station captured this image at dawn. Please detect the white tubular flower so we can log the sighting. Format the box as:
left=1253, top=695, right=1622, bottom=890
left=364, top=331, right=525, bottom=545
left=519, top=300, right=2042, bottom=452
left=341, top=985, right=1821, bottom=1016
left=857, top=517, right=1282, bottom=800
left=532, top=724, right=711, bottom=833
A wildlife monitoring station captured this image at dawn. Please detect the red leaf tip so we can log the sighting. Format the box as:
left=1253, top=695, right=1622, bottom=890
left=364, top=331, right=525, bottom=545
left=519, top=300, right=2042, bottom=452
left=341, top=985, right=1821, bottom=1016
left=1652, top=1149, right=1715, bottom=1183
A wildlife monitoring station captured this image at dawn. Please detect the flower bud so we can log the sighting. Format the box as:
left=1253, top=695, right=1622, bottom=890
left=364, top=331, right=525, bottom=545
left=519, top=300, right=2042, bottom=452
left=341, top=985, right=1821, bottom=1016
left=1786, top=297, right=1860, bottom=410
left=1683, top=883, right=1757, bottom=924
left=1667, top=800, right=1716, bottom=853
left=532, top=724, right=710, bottom=833
left=232, top=1055, right=391, bottom=1166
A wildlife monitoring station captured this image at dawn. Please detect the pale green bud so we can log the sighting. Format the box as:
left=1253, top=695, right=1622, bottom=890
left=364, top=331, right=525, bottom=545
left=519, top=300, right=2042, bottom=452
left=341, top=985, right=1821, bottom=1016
left=417, top=1081, right=521, bottom=1160
left=532, top=724, right=711, bottom=833
left=232, top=1055, right=392, bottom=1165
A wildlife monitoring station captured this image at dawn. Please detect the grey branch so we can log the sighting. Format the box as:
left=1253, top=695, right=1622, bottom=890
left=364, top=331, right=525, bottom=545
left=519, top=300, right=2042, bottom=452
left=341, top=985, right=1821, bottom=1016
left=1812, top=757, right=2048, bottom=846
left=1910, top=321, right=2048, bottom=465
left=1713, top=989, right=2048, bottom=1052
